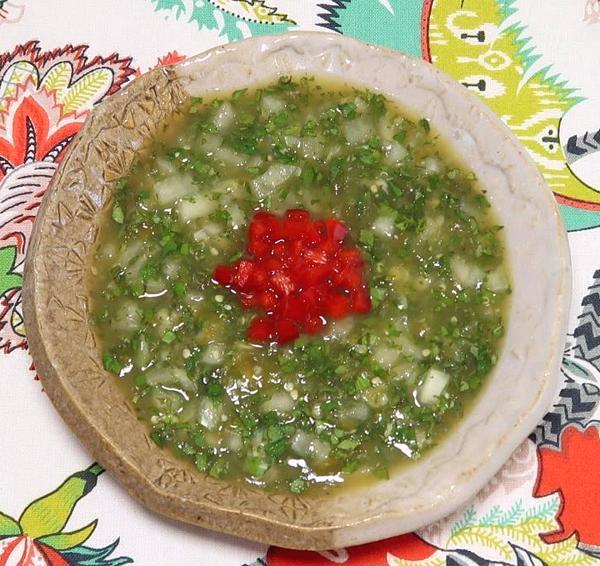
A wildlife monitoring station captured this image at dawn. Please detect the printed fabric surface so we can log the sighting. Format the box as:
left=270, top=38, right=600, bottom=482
left=1, top=1, right=600, bottom=564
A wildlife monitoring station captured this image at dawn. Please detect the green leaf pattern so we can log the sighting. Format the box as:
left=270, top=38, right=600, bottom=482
left=0, top=61, right=38, bottom=114
left=149, top=0, right=294, bottom=42
left=0, top=465, right=131, bottom=564
left=59, top=68, right=113, bottom=114
left=0, top=511, right=21, bottom=537
left=40, top=61, right=74, bottom=93
left=392, top=493, right=597, bottom=565
left=0, top=246, right=22, bottom=298
left=38, top=520, right=98, bottom=550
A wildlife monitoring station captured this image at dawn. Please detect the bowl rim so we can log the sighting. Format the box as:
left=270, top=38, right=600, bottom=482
left=23, top=31, right=571, bottom=550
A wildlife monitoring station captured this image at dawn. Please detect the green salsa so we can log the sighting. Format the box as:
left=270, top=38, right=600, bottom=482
left=90, top=77, right=510, bottom=494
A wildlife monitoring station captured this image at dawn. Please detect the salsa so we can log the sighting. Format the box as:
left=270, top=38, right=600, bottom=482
left=90, top=77, right=510, bottom=494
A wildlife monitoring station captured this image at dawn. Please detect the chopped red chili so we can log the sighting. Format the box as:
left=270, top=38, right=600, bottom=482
left=213, top=209, right=371, bottom=344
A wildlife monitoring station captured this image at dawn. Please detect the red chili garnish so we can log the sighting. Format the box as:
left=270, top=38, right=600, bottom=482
left=212, top=209, right=372, bottom=344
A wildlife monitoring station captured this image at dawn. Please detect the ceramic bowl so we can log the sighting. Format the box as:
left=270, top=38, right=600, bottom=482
left=23, top=32, right=570, bottom=550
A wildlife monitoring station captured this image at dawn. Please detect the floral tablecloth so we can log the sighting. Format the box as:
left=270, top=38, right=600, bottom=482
left=1, top=1, right=600, bottom=565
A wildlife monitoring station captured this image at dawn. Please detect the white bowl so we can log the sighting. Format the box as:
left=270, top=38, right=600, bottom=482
left=24, top=32, right=571, bottom=549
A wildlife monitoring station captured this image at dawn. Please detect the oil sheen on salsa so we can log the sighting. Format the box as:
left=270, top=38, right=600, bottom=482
left=90, top=77, right=510, bottom=494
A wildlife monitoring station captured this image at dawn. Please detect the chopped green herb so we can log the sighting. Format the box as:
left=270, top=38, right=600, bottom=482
left=359, top=229, right=375, bottom=249
left=102, top=351, right=122, bottom=374
left=289, top=478, right=307, bottom=494
left=162, top=331, right=177, bottom=344
left=244, top=457, right=269, bottom=478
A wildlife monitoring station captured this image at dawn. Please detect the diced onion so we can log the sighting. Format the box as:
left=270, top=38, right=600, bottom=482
left=284, top=136, right=324, bottom=160
left=291, top=431, right=330, bottom=461
left=148, top=389, right=184, bottom=412
left=134, top=338, right=150, bottom=370
left=377, top=113, right=403, bottom=141
left=396, top=335, right=423, bottom=360
left=373, top=216, right=395, bottom=237
left=154, top=173, right=195, bottom=206
left=198, top=133, right=222, bottom=153
left=186, top=291, right=204, bottom=306
left=250, top=164, right=301, bottom=199
left=354, top=96, right=368, bottom=113
left=199, top=397, right=221, bottom=430
left=213, top=146, right=247, bottom=167
left=176, top=399, right=200, bottom=422
left=384, top=142, right=407, bottom=165
left=162, top=258, right=180, bottom=278
left=487, top=267, right=509, bottom=292
left=156, top=157, right=177, bottom=176
left=324, top=317, right=354, bottom=340
left=145, top=366, right=195, bottom=391
left=418, top=368, right=449, bottom=405
left=364, top=386, right=389, bottom=408
left=119, top=240, right=144, bottom=265
left=205, top=222, right=221, bottom=236
left=415, top=428, right=428, bottom=448
left=193, top=222, right=222, bottom=241
left=262, top=95, right=285, bottom=114
left=291, top=431, right=311, bottom=456
left=125, top=255, right=145, bottom=282
left=342, top=118, right=373, bottom=144
left=202, top=343, right=225, bottom=365
left=261, top=391, right=294, bottom=414
left=325, top=145, right=342, bottom=162
left=450, top=256, right=484, bottom=288
left=393, top=361, right=419, bottom=381
left=338, top=403, right=369, bottom=428
left=225, top=432, right=243, bottom=451
left=392, top=314, right=409, bottom=331
left=111, top=301, right=141, bottom=333
left=373, top=345, right=400, bottom=368
left=421, top=215, right=444, bottom=241
left=155, top=308, right=175, bottom=334
left=423, top=157, right=441, bottom=174
left=177, top=194, right=217, bottom=222
left=213, top=102, right=235, bottom=131
left=227, top=203, right=246, bottom=229
left=311, top=439, right=330, bottom=461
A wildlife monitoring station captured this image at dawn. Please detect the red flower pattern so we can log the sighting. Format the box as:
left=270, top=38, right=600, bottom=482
left=156, top=51, right=186, bottom=66
left=0, top=536, right=69, bottom=566
left=534, top=423, right=600, bottom=547
left=0, top=82, right=83, bottom=177
left=0, top=42, right=134, bottom=352
left=267, top=533, right=437, bottom=565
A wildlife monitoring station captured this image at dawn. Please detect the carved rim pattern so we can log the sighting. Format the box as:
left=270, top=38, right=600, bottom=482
left=23, top=32, right=571, bottom=550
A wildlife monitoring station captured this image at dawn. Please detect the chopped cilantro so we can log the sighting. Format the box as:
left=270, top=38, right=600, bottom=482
left=162, top=331, right=177, bottom=344
left=102, top=351, right=122, bottom=374
left=289, top=478, right=307, bottom=494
